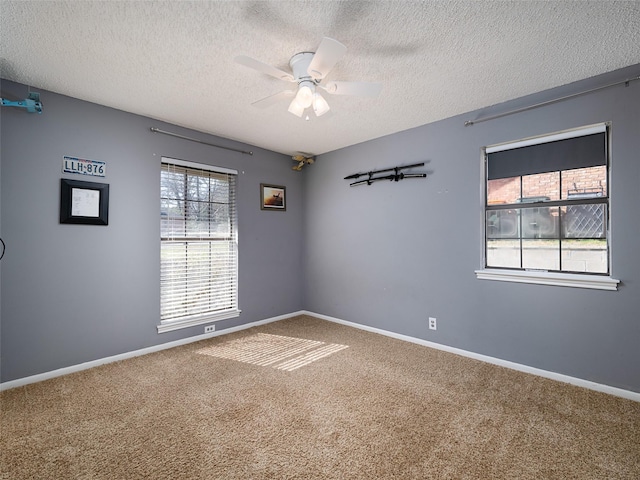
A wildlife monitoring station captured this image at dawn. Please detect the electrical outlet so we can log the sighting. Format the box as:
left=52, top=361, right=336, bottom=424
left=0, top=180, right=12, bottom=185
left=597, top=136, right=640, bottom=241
left=428, top=317, right=437, bottom=330
left=204, top=325, right=215, bottom=334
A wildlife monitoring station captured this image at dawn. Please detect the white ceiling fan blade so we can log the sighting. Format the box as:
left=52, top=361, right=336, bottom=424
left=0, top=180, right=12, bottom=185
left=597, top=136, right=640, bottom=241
left=323, top=81, right=383, bottom=97
left=307, top=37, right=347, bottom=80
left=235, top=55, right=294, bottom=82
left=251, top=90, right=296, bottom=108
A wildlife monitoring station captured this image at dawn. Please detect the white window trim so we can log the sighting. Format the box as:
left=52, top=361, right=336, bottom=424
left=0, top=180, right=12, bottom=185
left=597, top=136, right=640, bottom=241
left=157, top=309, right=241, bottom=334
left=162, top=156, right=238, bottom=175
left=475, top=269, right=619, bottom=290
left=158, top=157, right=240, bottom=333
left=479, top=123, right=617, bottom=289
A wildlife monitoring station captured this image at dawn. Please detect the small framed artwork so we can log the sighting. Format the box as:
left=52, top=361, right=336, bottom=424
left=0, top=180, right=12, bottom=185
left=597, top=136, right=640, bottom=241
left=261, top=184, right=286, bottom=211
left=60, top=178, right=109, bottom=225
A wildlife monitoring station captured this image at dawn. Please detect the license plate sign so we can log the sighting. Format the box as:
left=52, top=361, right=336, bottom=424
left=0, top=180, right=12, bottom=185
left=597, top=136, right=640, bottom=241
left=63, top=156, right=106, bottom=177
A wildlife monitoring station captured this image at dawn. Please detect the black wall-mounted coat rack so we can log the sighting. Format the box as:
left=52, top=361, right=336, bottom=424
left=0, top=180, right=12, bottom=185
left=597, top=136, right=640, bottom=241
left=344, top=162, right=427, bottom=187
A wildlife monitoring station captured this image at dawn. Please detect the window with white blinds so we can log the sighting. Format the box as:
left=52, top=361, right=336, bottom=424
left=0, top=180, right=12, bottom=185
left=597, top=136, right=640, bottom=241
left=159, top=158, right=239, bottom=333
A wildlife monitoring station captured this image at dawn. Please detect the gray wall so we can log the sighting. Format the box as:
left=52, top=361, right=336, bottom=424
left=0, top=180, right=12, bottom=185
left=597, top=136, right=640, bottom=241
left=0, top=80, right=305, bottom=382
left=3, top=65, right=639, bottom=394
left=303, top=65, right=640, bottom=393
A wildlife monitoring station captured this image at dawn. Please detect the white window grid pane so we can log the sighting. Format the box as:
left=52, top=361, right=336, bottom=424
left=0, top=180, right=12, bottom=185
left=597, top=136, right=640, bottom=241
left=484, top=132, right=609, bottom=276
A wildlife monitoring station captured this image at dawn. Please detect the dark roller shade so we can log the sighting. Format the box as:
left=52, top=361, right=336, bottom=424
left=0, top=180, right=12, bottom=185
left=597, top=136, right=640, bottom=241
left=488, top=132, right=606, bottom=180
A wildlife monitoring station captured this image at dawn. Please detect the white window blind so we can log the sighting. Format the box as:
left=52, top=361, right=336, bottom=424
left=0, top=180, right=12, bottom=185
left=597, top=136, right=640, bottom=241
left=160, top=159, right=238, bottom=331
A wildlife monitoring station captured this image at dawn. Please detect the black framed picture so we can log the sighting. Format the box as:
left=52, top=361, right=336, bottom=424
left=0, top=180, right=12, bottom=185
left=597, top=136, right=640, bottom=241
left=60, top=178, right=109, bottom=225
left=260, top=184, right=286, bottom=211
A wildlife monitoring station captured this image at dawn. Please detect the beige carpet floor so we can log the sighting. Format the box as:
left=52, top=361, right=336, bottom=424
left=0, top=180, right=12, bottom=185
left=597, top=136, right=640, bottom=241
left=1, top=315, right=639, bottom=479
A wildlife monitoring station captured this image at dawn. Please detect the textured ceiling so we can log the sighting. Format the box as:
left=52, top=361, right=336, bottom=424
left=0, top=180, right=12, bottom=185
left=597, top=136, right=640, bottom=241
left=1, top=1, right=639, bottom=156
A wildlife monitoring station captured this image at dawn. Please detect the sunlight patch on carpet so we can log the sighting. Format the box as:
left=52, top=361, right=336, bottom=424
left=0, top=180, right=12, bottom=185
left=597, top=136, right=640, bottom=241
left=196, top=333, right=349, bottom=371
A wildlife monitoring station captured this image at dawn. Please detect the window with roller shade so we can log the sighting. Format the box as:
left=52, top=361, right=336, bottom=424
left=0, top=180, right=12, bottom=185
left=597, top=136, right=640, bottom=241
left=159, top=158, right=239, bottom=333
left=483, top=124, right=609, bottom=275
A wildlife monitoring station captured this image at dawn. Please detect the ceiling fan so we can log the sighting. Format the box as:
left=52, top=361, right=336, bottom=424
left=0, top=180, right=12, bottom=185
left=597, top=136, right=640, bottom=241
left=235, top=37, right=382, bottom=119
left=292, top=154, right=315, bottom=171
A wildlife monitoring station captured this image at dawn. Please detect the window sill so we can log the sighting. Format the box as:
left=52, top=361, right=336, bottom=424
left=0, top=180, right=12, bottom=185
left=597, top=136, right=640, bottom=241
left=475, top=269, right=619, bottom=290
left=157, top=309, right=241, bottom=333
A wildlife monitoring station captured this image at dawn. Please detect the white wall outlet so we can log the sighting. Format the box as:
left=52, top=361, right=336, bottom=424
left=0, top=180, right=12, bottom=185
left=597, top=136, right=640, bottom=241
left=204, top=325, right=215, bottom=334
left=428, top=317, right=437, bottom=330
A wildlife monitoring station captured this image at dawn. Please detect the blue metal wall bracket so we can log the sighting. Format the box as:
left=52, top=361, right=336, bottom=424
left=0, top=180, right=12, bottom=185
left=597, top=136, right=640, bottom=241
left=1, top=92, right=43, bottom=113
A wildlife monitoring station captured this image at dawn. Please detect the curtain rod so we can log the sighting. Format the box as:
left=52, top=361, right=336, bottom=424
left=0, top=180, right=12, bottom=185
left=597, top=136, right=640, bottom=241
left=464, top=75, right=640, bottom=127
left=150, top=127, right=253, bottom=155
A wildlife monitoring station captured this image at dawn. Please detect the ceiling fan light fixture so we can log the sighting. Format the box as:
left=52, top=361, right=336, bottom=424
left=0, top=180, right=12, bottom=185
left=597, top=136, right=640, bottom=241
left=295, top=82, right=314, bottom=108
left=288, top=98, right=304, bottom=117
left=312, top=92, right=330, bottom=116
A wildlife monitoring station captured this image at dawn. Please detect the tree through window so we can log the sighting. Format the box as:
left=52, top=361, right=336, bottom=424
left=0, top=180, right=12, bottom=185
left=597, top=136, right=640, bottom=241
left=159, top=158, right=239, bottom=332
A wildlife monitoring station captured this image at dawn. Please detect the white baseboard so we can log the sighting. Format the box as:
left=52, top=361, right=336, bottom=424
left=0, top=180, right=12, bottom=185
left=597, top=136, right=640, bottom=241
left=4, top=309, right=638, bottom=402
left=0, top=311, right=305, bottom=391
left=301, top=310, right=640, bottom=403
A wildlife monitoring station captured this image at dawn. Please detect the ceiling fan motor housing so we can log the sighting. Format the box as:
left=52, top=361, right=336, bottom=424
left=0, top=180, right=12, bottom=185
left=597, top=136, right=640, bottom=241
left=289, top=52, right=318, bottom=109
left=289, top=52, right=317, bottom=82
